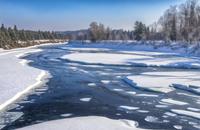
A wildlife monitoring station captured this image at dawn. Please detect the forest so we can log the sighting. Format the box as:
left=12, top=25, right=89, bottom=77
left=67, top=0, right=200, bottom=43
left=0, top=24, right=65, bottom=49
left=1, top=0, right=200, bottom=49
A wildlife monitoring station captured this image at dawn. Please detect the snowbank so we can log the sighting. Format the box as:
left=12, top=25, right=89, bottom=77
left=62, top=42, right=200, bottom=69
left=124, top=71, right=200, bottom=93
left=62, top=52, right=152, bottom=65
left=0, top=44, right=54, bottom=111
left=61, top=42, right=200, bottom=94
left=17, top=116, right=147, bottom=130
left=69, top=40, right=200, bottom=57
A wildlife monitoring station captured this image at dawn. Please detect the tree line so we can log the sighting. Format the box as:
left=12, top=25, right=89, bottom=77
left=1, top=0, right=199, bottom=48
left=0, top=24, right=64, bottom=49
left=67, top=0, right=200, bottom=43
left=66, top=22, right=135, bottom=41
left=158, top=0, right=200, bottom=42
left=67, top=21, right=153, bottom=42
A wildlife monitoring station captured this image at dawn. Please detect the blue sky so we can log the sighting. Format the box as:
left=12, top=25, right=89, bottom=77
left=0, top=0, right=185, bottom=31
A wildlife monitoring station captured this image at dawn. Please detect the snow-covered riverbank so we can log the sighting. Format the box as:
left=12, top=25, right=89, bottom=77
left=1, top=41, right=200, bottom=130
left=0, top=43, right=65, bottom=111
left=69, top=40, right=200, bottom=56
left=17, top=116, right=147, bottom=130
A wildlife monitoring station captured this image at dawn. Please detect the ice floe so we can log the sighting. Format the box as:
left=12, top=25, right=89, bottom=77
left=171, top=109, right=200, bottom=119
left=161, top=98, right=188, bottom=105
left=101, top=80, right=111, bottom=84
left=187, top=107, right=200, bottom=112
left=80, top=98, right=92, bottom=102
left=124, top=71, right=200, bottom=94
left=119, top=105, right=139, bottom=110
left=17, top=116, right=147, bottom=130
left=144, top=116, right=159, bottom=123
left=173, top=125, right=183, bottom=130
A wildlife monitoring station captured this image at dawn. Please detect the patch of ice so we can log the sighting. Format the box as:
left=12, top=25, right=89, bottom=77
left=116, top=113, right=121, bottom=116
left=193, top=124, right=200, bottom=129
left=161, top=98, right=188, bottom=105
left=113, top=89, right=124, bottom=92
left=144, top=116, right=159, bottom=123
left=164, top=112, right=177, bottom=117
left=189, top=122, right=198, bottom=125
left=126, top=91, right=136, bottom=95
left=125, top=71, right=200, bottom=94
left=177, top=93, right=199, bottom=98
left=69, top=67, right=77, bottom=70
left=156, top=105, right=168, bottom=108
left=19, top=60, right=30, bottom=66
left=63, top=42, right=200, bottom=69
left=15, top=53, right=25, bottom=58
left=173, top=125, right=183, bottom=130
left=61, top=52, right=153, bottom=65
left=136, top=94, right=158, bottom=97
left=171, top=109, right=200, bottom=119
left=136, top=110, right=149, bottom=113
left=101, top=80, right=111, bottom=84
left=88, top=83, right=96, bottom=87
left=49, top=58, right=60, bottom=62
left=80, top=98, right=92, bottom=102
left=187, top=107, right=200, bottom=112
left=124, top=76, right=172, bottom=93
left=119, top=106, right=139, bottom=110
left=60, top=113, right=73, bottom=117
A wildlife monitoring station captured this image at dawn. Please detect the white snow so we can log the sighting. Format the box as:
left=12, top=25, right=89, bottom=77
left=88, top=83, right=96, bottom=87
left=119, top=106, right=139, bottom=110
left=126, top=91, right=136, bottom=95
left=60, top=113, right=73, bottom=117
left=136, top=110, right=149, bottom=113
left=129, top=56, right=200, bottom=69
left=17, top=116, right=147, bottom=130
left=173, top=125, right=183, bottom=130
left=161, top=98, right=188, bottom=105
left=19, top=59, right=30, bottom=66
left=0, top=44, right=53, bottom=111
left=136, top=94, right=158, bottom=97
left=62, top=42, right=200, bottom=69
left=171, top=109, right=200, bottom=119
left=164, top=112, right=177, bottom=117
left=62, top=52, right=152, bottom=65
left=125, top=71, right=200, bottom=93
left=187, top=107, right=200, bottom=112
left=144, top=116, right=159, bottom=123
left=113, top=89, right=124, bottom=92
left=101, top=80, right=111, bottom=84
left=68, top=40, right=200, bottom=57
left=155, top=105, right=168, bottom=108
left=80, top=98, right=92, bottom=102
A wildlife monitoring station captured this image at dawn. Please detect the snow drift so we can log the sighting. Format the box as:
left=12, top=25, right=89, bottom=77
left=17, top=116, right=147, bottom=130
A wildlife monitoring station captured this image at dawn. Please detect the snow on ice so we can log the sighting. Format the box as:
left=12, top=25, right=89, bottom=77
left=16, top=116, right=147, bottom=130
left=0, top=45, right=52, bottom=111
left=124, top=71, right=200, bottom=93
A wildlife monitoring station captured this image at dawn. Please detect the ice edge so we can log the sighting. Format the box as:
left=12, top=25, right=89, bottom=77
left=0, top=70, right=49, bottom=111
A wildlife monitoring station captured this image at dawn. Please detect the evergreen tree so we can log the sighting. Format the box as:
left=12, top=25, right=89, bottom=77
left=134, top=21, right=146, bottom=41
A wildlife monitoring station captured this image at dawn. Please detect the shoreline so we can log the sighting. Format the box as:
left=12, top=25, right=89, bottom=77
left=0, top=71, right=50, bottom=111
left=0, top=42, right=65, bottom=112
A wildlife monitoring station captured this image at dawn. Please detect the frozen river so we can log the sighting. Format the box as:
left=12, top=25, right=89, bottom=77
left=0, top=43, right=200, bottom=130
